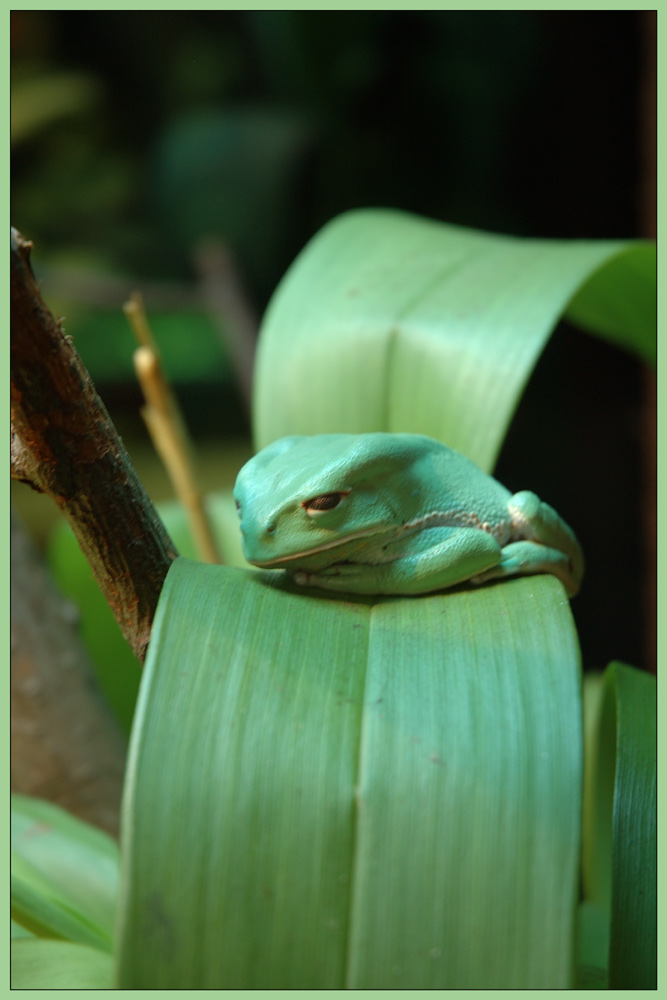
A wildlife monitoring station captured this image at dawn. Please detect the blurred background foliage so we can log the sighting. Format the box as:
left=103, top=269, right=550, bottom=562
left=11, top=10, right=654, bottom=677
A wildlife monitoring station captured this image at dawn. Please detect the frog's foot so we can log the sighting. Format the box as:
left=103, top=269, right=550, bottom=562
left=470, top=540, right=579, bottom=596
left=507, top=491, right=584, bottom=594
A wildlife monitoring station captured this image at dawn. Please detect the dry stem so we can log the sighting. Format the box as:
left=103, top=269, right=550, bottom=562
left=125, top=293, right=222, bottom=564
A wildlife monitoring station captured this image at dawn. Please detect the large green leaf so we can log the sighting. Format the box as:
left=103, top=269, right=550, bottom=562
left=582, top=663, right=656, bottom=988
left=117, top=558, right=582, bottom=989
left=11, top=939, right=113, bottom=989
left=253, top=210, right=654, bottom=469
left=11, top=795, right=119, bottom=951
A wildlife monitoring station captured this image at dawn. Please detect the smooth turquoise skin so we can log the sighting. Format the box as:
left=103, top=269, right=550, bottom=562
left=234, top=433, right=584, bottom=597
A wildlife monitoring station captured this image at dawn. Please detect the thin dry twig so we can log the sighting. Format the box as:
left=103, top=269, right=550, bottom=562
left=193, top=237, right=258, bottom=415
left=125, top=293, right=222, bottom=565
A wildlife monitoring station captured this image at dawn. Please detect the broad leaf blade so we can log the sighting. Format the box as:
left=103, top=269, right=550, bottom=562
left=600, top=664, right=656, bottom=988
left=607, top=664, right=656, bottom=988
left=581, top=662, right=656, bottom=989
left=11, top=795, right=119, bottom=951
left=254, top=209, right=654, bottom=469
left=564, top=245, right=656, bottom=362
left=11, top=939, right=113, bottom=989
left=348, top=586, right=582, bottom=988
left=117, top=558, right=582, bottom=988
left=118, top=561, right=368, bottom=989
left=11, top=855, right=109, bottom=949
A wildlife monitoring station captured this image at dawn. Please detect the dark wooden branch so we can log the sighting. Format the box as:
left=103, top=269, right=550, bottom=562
left=11, top=228, right=178, bottom=662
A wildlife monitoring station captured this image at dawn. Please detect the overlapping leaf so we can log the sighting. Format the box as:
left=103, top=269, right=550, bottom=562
left=11, top=795, right=118, bottom=951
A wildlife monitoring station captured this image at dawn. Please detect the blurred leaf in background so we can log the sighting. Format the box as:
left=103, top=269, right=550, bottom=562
left=12, top=10, right=643, bottom=293
left=155, top=108, right=315, bottom=295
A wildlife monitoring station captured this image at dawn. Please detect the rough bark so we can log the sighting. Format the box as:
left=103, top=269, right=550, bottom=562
left=10, top=228, right=178, bottom=662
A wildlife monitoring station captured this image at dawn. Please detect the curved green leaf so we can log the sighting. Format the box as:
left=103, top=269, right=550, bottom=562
left=582, top=663, right=656, bottom=989
left=11, top=795, right=118, bottom=950
left=254, top=209, right=654, bottom=469
left=11, top=939, right=113, bottom=989
left=565, top=245, right=656, bottom=362
left=117, top=558, right=582, bottom=988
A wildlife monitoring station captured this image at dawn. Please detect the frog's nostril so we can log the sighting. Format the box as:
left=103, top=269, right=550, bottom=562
left=266, top=523, right=276, bottom=535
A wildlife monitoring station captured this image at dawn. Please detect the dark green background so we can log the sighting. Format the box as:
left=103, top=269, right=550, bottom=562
left=11, top=11, right=654, bottom=672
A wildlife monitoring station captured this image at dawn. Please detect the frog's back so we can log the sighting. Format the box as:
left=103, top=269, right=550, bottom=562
left=396, top=434, right=512, bottom=523
left=237, top=431, right=511, bottom=530
left=293, top=431, right=512, bottom=518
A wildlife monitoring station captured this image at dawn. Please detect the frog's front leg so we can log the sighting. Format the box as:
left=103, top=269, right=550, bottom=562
left=291, top=526, right=502, bottom=596
left=471, top=491, right=584, bottom=596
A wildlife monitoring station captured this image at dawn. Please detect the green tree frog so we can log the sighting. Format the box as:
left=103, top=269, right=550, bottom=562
left=234, top=433, right=584, bottom=597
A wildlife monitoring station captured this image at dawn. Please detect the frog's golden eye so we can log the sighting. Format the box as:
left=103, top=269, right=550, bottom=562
left=302, top=491, right=349, bottom=515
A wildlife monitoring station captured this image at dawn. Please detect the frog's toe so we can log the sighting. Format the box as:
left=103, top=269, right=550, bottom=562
left=472, top=540, right=580, bottom=596
left=508, top=491, right=584, bottom=589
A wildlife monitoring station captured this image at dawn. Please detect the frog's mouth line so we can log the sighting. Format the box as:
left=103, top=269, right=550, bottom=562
left=248, top=525, right=392, bottom=568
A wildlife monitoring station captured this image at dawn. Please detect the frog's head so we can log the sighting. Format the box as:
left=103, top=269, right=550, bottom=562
left=233, top=433, right=428, bottom=570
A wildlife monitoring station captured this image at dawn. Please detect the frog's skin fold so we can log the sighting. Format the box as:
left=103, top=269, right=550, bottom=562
left=234, top=433, right=584, bottom=598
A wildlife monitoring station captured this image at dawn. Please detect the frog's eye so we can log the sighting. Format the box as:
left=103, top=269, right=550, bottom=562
left=302, top=491, right=349, bottom=515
